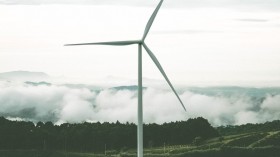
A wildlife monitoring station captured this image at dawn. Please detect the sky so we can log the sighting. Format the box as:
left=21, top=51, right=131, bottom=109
left=0, top=0, right=280, bottom=86
left=0, top=0, right=280, bottom=125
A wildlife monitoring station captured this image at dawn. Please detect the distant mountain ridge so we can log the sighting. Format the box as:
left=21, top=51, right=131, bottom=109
left=109, top=85, right=147, bottom=91
left=25, top=81, right=51, bottom=86
left=187, top=86, right=280, bottom=97
left=0, top=71, right=50, bottom=81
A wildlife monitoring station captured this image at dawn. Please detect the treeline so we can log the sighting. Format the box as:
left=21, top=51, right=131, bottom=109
left=0, top=117, right=218, bottom=152
left=217, top=120, right=280, bottom=136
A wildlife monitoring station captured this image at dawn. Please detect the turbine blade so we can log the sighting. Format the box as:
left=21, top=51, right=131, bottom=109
left=65, top=40, right=141, bottom=46
left=142, top=0, right=164, bottom=41
left=143, top=43, right=186, bottom=111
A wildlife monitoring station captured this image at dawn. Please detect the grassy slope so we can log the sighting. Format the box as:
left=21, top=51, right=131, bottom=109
left=120, top=130, right=280, bottom=157
left=1, top=130, right=280, bottom=157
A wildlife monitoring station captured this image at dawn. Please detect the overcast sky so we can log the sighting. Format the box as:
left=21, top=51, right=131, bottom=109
left=1, top=0, right=280, bottom=86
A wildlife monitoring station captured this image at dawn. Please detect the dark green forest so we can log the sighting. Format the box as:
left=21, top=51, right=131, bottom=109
left=0, top=117, right=218, bottom=152
left=1, top=117, right=280, bottom=157
left=217, top=120, right=280, bottom=135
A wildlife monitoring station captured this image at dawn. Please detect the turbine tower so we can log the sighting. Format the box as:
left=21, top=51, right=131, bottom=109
left=65, top=0, right=186, bottom=156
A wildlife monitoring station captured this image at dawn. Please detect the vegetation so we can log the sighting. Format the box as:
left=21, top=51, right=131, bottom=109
left=216, top=120, right=280, bottom=135
left=0, top=117, right=217, bottom=153
left=1, top=117, right=280, bottom=157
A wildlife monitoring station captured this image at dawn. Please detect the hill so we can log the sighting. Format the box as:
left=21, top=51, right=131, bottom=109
left=0, top=117, right=218, bottom=154
left=0, top=117, right=280, bottom=157
left=121, top=120, right=280, bottom=157
left=0, top=71, right=50, bottom=82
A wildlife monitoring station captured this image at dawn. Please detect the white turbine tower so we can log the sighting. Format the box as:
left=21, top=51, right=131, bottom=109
left=65, top=0, right=186, bottom=156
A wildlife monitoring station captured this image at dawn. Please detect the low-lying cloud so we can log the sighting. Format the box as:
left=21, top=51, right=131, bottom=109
left=0, top=81, right=280, bottom=126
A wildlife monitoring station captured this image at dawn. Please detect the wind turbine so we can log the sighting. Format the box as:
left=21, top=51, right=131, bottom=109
left=65, top=0, right=186, bottom=156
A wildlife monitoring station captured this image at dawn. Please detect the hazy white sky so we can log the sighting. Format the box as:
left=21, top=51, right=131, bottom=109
left=1, top=0, right=280, bottom=86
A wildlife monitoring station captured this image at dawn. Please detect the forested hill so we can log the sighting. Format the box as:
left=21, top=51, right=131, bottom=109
left=2, top=116, right=280, bottom=155
left=0, top=117, right=218, bottom=152
left=217, top=120, right=280, bottom=136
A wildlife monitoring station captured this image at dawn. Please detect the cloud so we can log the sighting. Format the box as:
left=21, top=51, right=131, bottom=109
left=185, top=91, right=280, bottom=126
left=93, top=89, right=137, bottom=123
left=59, top=87, right=96, bottom=123
left=0, top=81, right=97, bottom=123
left=0, top=81, right=280, bottom=126
left=259, top=95, right=280, bottom=121
left=234, top=111, right=259, bottom=125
